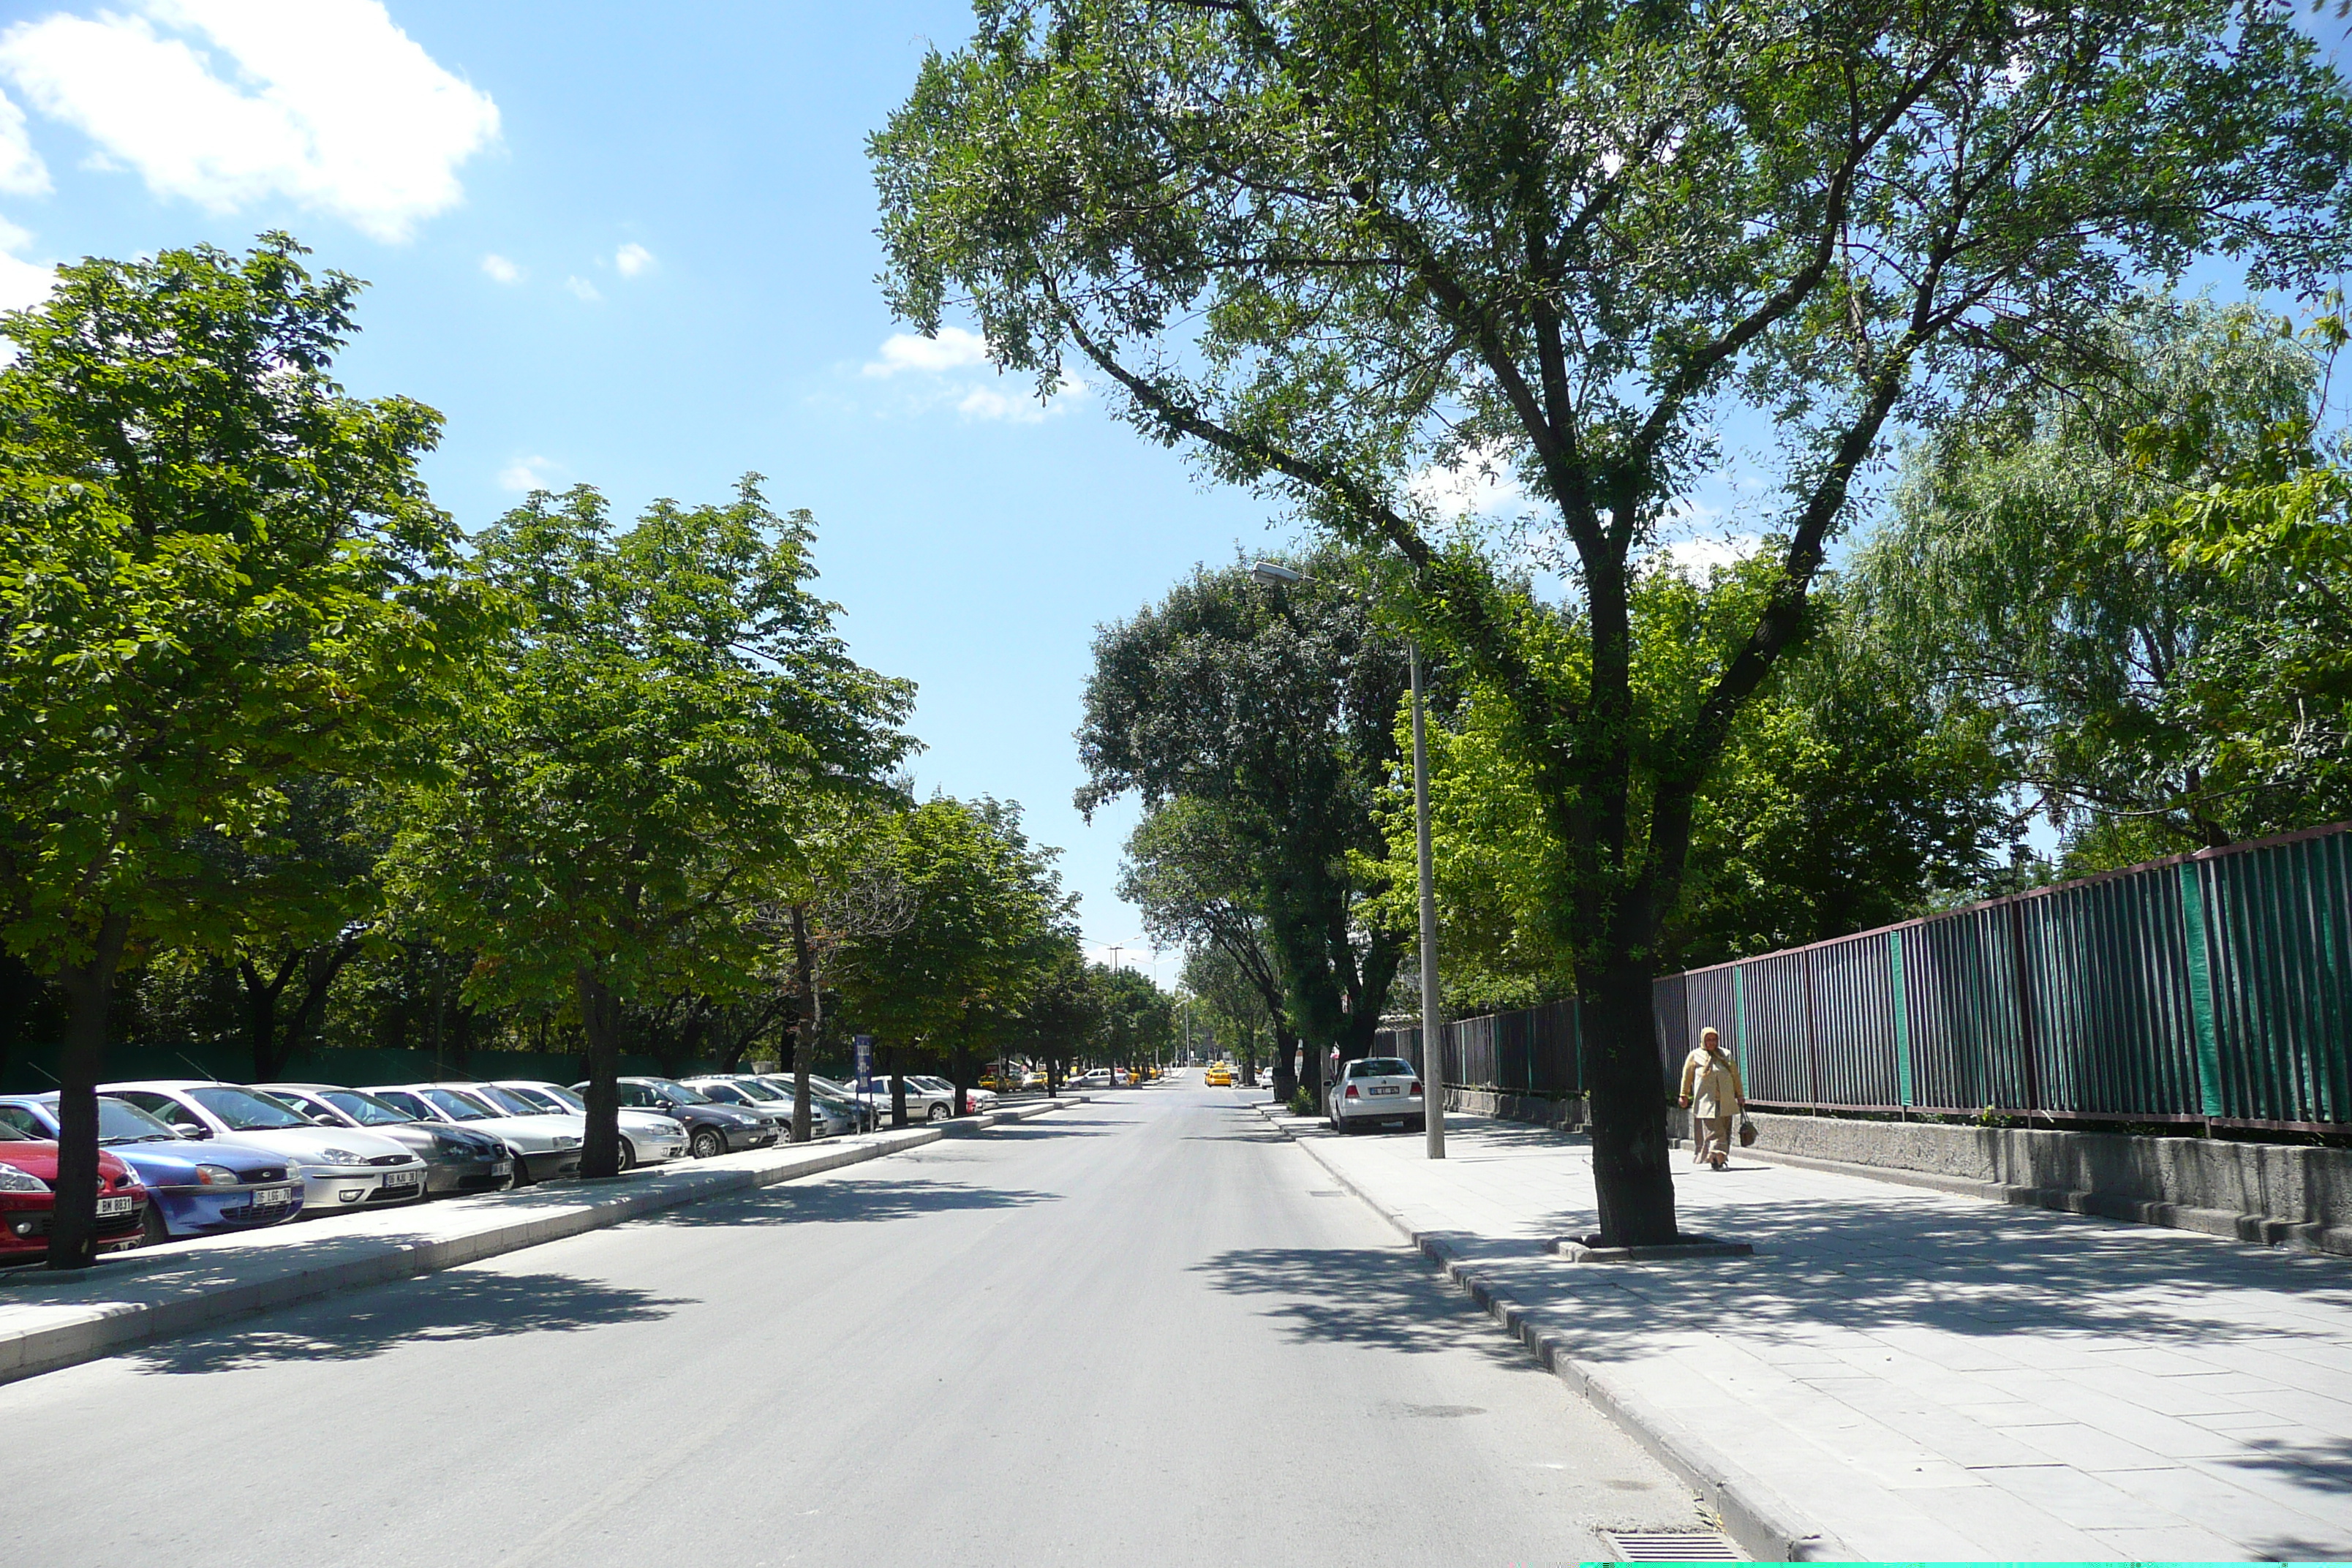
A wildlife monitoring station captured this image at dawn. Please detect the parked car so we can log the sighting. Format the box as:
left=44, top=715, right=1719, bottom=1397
left=747, top=1075, right=866, bottom=1137
left=911, top=1074, right=995, bottom=1112
left=363, top=1084, right=584, bottom=1183
left=858, top=1075, right=957, bottom=1123
left=671, top=1077, right=791, bottom=1142
left=257, top=1084, right=516, bottom=1196
left=688, top=1076, right=853, bottom=1139
left=1064, top=1068, right=1114, bottom=1090
left=574, top=1078, right=774, bottom=1159
left=0, top=1121, right=148, bottom=1261
left=486, top=1082, right=690, bottom=1167
left=803, top=1076, right=878, bottom=1132
left=0, top=1093, right=301, bottom=1243
left=1325, top=1056, right=1425, bottom=1134
left=104, top=1080, right=428, bottom=1215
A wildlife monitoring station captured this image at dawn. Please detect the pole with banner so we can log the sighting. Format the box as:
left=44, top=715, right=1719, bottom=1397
left=853, top=1034, right=874, bottom=1124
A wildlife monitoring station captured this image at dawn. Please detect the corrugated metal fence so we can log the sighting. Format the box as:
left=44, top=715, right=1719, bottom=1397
left=1384, top=821, right=2352, bottom=1136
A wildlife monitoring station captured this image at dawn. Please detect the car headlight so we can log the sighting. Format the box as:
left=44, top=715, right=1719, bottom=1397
left=194, top=1164, right=240, bottom=1187
left=554, top=1136, right=580, bottom=1149
left=317, top=1148, right=362, bottom=1166
left=0, top=1165, right=48, bottom=1193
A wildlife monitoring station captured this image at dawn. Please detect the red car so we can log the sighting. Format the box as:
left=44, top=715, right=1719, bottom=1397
left=0, top=1120, right=148, bottom=1262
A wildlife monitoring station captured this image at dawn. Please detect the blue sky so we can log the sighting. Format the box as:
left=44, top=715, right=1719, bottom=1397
left=0, top=0, right=1281, bottom=987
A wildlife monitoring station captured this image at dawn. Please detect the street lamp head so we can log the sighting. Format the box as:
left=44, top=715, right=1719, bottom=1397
left=1248, top=560, right=1307, bottom=586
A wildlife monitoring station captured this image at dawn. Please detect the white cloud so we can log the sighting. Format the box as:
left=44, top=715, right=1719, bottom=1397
left=1409, top=439, right=1525, bottom=519
left=954, top=374, right=1084, bottom=423
left=0, top=227, right=51, bottom=314
left=862, top=326, right=990, bottom=377
left=613, top=241, right=652, bottom=278
left=479, top=252, right=521, bottom=284
left=0, top=0, right=499, bottom=242
left=1657, top=533, right=1763, bottom=577
left=564, top=275, right=600, bottom=302
left=0, top=88, right=48, bottom=195
left=497, top=454, right=559, bottom=492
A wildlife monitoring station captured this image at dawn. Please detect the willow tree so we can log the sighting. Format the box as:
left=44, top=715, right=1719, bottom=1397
left=873, top=0, right=2352, bottom=1243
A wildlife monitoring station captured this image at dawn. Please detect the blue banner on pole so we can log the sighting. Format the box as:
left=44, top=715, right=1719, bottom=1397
left=853, top=1034, right=873, bottom=1095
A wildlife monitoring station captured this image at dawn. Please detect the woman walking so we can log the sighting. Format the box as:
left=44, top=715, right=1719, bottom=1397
left=1677, top=1026, right=1744, bottom=1170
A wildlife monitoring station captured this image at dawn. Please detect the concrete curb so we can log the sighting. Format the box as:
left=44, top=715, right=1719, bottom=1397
left=1256, top=1104, right=1842, bottom=1563
left=0, top=1096, right=1084, bottom=1387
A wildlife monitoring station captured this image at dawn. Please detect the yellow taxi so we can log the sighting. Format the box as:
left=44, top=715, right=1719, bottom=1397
left=1203, top=1063, right=1235, bottom=1087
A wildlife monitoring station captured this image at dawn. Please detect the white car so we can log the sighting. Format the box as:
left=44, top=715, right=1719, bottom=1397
left=104, top=1079, right=429, bottom=1215
left=860, top=1075, right=957, bottom=1123
left=489, top=1081, right=690, bottom=1166
left=365, top=1083, right=584, bottom=1182
left=1325, top=1056, right=1426, bottom=1134
left=911, top=1074, right=995, bottom=1111
left=1063, top=1068, right=1114, bottom=1090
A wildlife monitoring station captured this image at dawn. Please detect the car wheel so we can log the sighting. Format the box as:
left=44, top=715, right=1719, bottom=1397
left=927, top=1103, right=951, bottom=1122
left=140, top=1203, right=169, bottom=1247
left=690, top=1128, right=725, bottom=1159
left=616, top=1138, right=637, bottom=1172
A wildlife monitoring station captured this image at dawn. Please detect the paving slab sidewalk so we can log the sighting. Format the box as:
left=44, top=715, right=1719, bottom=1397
left=1258, top=1104, right=2352, bottom=1563
left=0, top=1096, right=1083, bottom=1385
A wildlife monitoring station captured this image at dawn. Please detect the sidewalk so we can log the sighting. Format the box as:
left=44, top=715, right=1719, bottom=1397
left=0, top=1096, right=1081, bottom=1386
left=1259, top=1104, right=2352, bottom=1562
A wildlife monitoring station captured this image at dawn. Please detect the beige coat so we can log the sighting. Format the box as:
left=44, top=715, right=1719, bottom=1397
left=1679, top=1045, right=1744, bottom=1119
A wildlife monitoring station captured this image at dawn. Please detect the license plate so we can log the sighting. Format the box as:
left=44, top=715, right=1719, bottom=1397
left=491, top=1160, right=512, bottom=1175
left=381, top=1169, right=421, bottom=1187
left=1371, top=1085, right=1401, bottom=1096
left=252, top=1185, right=292, bottom=1207
left=96, top=1195, right=133, bottom=1217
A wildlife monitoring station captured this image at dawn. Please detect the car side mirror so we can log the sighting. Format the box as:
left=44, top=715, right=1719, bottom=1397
left=310, top=1112, right=340, bottom=1126
left=175, top=1124, right=209, bottom=1139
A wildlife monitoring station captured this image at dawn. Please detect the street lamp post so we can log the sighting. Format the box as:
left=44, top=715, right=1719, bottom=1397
left=1411, top=642, right=1444, bottom=1159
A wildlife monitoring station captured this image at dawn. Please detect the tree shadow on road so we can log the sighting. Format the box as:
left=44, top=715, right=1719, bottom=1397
left=128, top=1270, right=693, bottom=1375
left=1193, top=1245, right=1541, bottom=1371
left=635, top=1177, right=1060, bottom=1229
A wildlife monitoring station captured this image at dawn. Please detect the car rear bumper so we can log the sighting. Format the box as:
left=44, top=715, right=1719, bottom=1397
left=1335, top=1095, right=1424, bottom=1126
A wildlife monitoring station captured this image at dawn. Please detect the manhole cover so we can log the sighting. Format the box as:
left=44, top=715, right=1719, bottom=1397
left=1600, top=1529, right=1741, bottom=1561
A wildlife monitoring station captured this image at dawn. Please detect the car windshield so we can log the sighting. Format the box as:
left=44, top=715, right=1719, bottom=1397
left=1349, top=1059, right=1415, bottom=1078
left=535, top=1085, right=588, bottom=1114
left=695, top=1082, right=749, bottom=1104
left=93, top=1098, right=178, bottom=1144
left=732, top=1079, right=786, bottom=1102
left=320, top=1090, right=413, bottom=1126
left=0, top=1120, right=27, bottom=1141
left=470, top=1085, right=545, bottom=1116
left=649, top=1081, right=710, bottom=1105
left=421, top=1088, right=496, bottom=1121
left=497, top=1085, right=566, bottom=1112
left=912, top=1077, right=951, bottom=1093
left=189, top=1086, right=312, bottom=1131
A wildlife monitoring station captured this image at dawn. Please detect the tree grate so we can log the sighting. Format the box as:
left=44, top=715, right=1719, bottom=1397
left=1600, top=1529, right=1741, bottom=1561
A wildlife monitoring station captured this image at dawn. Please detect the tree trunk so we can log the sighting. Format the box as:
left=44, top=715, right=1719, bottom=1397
left=1269, top=1023, right=1299, bottom=1101
left=951, top=1041, right=971, bottom=1118
left=574, top=965, right=625, bottom=1179
left=239, top=954, right=297, bottom=1082
left=886, top=1044, right=908, bottom=1128
left=48, top=911, right=129, bottom=1270
left=781, top=903, right=815, bottom=1142
left=1584, top=959, right=1680, bottom=1247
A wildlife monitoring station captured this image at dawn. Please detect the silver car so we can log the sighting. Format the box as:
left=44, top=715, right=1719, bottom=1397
left=103, top=1080, right=429, bottom=1215
left=364, top=1084, right=584, bottom=1183
left=1325, top=1056, right=1425, bottom=1134
left=695, top=1075, right=853, bottom=1139
left=489, top=1081, right=690, bottom=1168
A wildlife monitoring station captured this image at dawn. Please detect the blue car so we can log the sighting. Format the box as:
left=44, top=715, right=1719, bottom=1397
left=0, top=1093, right=305, bottom=1243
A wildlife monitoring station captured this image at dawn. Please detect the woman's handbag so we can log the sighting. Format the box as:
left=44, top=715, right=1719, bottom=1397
left=1738, top=1117, right=1759, bottom=1147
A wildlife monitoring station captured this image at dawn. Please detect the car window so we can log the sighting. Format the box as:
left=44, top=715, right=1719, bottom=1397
left=538, top=1086, right=588, bottom=1113
left=189, top=1086, right=312, bottom=1131
left=115, top=1091, right=206, bottom=1130
left=470, top=1086, right=543, bottom=1116
left=652, top=1080, right=710, bottom=1106
left=1349, top=1058, right=1414, bottom=1078
left=321, top=1090, right=413, bottom=1126
left=368, top=1090, right=432, bottom=1120
left=421, top=1088, right=494, bottom=1121
left=733, top=1080, right=785, bottom=1102
left=262, top=1090, right=333, bottom=1120
left=697, top=1082, right=747, bottom=1104
left=0, top=1104, right=43, bottom=1137
left=614, top=1082, right=654, bottom=1107
left=497, top=1085, right=563, bottom=1112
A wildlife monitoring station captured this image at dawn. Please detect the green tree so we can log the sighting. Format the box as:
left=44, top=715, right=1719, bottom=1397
left=832, top=795, right=1078, bottom=1123
left=1860, top=298, right=2339, bottom=867
left=1183, top=942, right=1277, bottom=1085
left=875, top=0, right=2352, bottom=1243
left=1005, top=936, right=1103, bottom=1093
left=1122, top=798, right=1298, bottom=1085
left=384, top=480, right=914, bottom=1177
left=1079, top=554, right=1406, bottom=1105
left=0, top=235, right=475, bottom=1266
left=1093, top=963, right=1176, bottom=1076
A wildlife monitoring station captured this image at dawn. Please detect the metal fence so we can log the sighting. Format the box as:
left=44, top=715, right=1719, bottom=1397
left=1388, top=821, right=2352, bottom=1136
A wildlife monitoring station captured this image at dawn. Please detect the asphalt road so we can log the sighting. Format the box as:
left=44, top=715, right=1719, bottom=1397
left=6, top=1085, right=1701, bottom=1567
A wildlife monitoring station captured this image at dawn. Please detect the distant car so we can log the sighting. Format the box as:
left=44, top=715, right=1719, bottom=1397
left=0, top=1120, right=147, bottom=1261
left=802, top=1077, right=878, bottom=1132
left=363, top=1084, right=584, bottom=1183
left=256, top=1084, right=515, bottom=1197
left=577, top=1078, right=774, bottom=1159
left=106, top=1080, right=429, bottom=1215
left=910, top=1074, right=994, bottom=1111
left=675, top=1077, right=793, bottom=1142
left=1064, top=1068, right=1113, bottom=1090
left=487, top=1081, right=690, bottom=1167
left=1202, top=1064, right=1235, bottom=1087
left=859, top=1076, right=957, bottom=1123
left=1325, top=1056, right=1425, bottom=1134
left=692, top=1076, right=853, bottom=1139
left=744, top=1076, right=862, bottom=1138
left=0, top=1093, right=301, bottom=1243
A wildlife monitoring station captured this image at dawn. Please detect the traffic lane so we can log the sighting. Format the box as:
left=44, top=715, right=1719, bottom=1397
left=4, top=1088, right=1699, bottom=1568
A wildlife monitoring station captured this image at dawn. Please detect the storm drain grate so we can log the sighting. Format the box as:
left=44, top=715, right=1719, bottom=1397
left=1600, top=1530, right=1741, bottom=1562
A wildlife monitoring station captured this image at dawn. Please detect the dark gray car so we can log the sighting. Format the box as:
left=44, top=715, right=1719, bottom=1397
left=257, top=1084, right=518, bottom=1196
